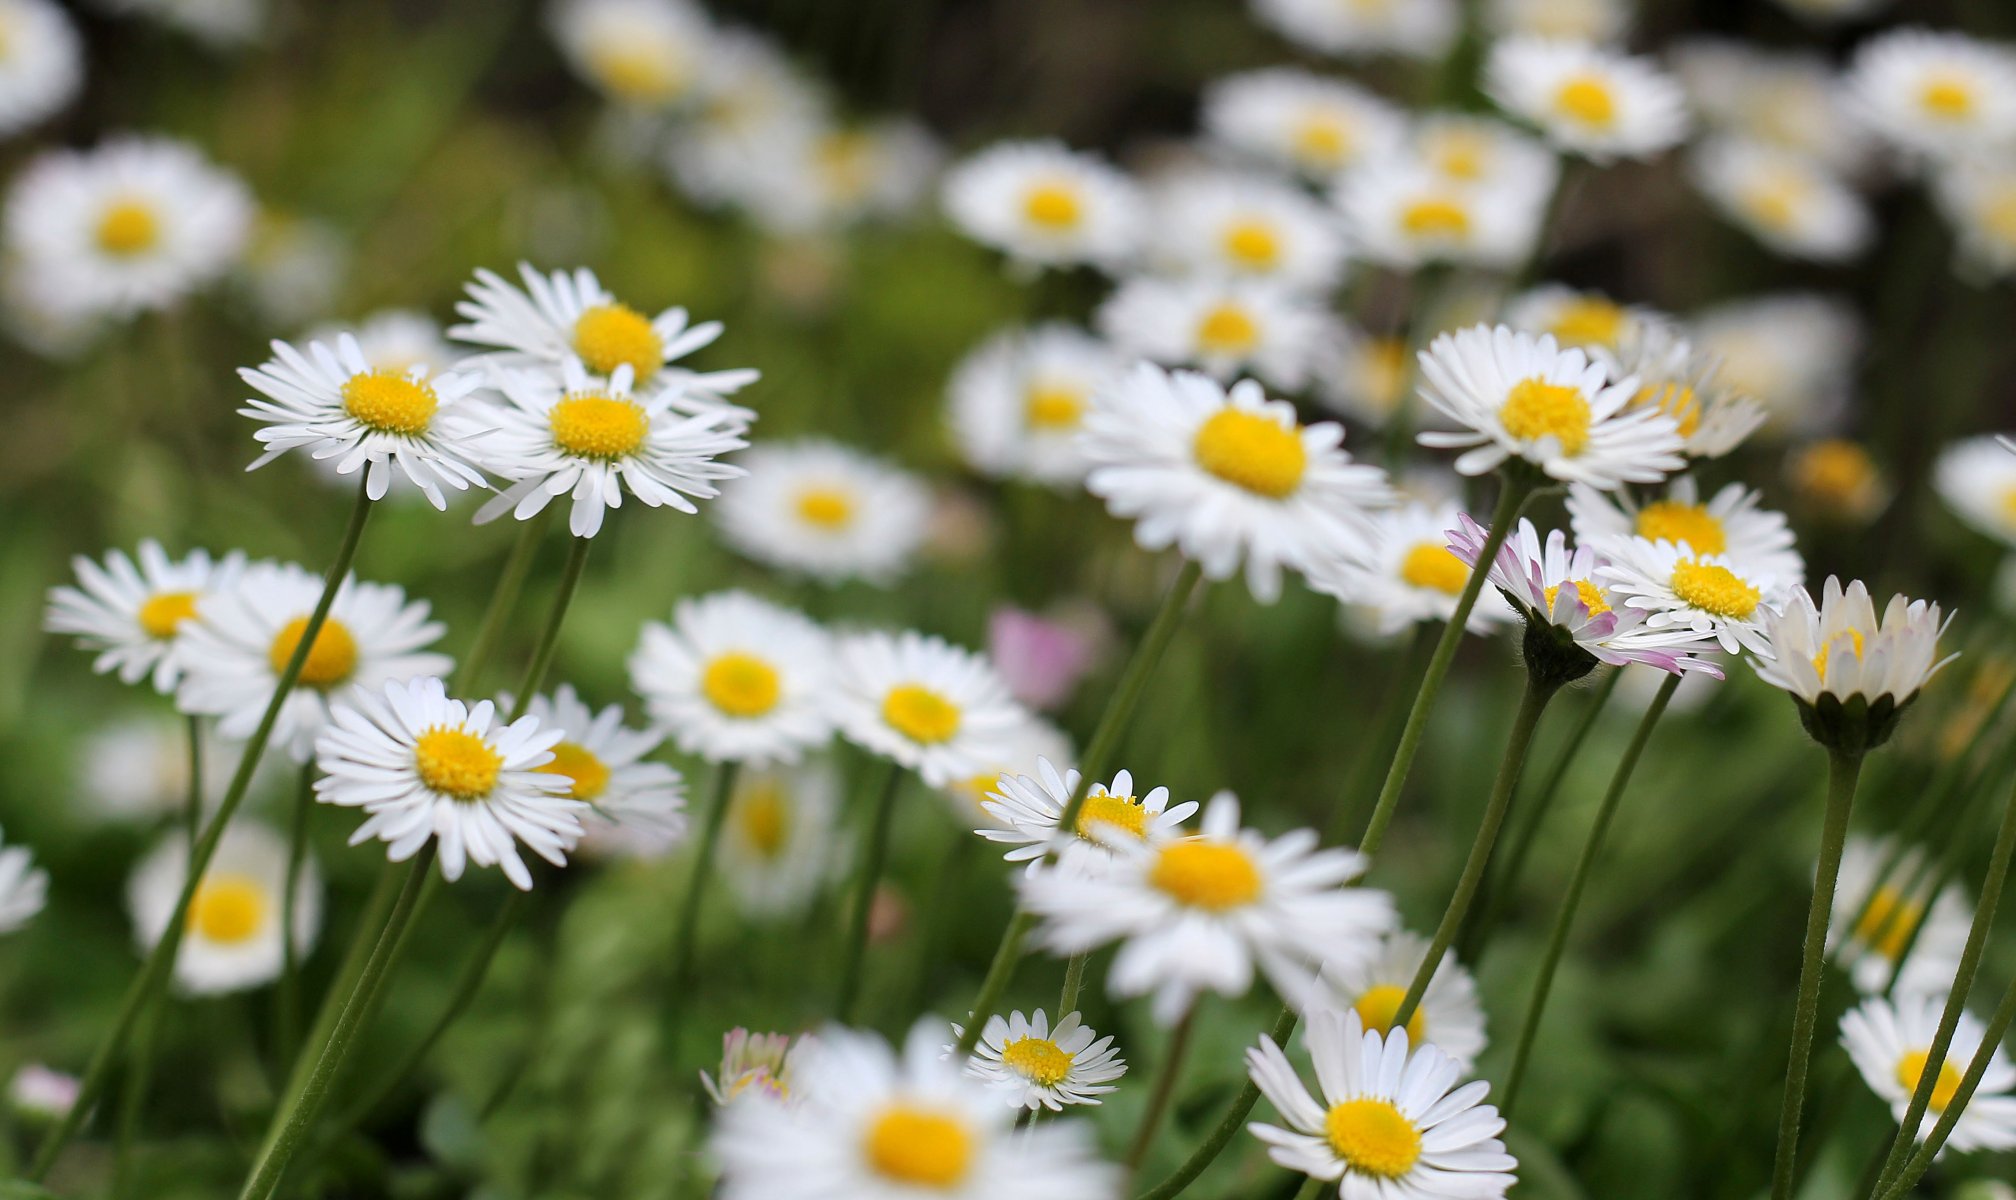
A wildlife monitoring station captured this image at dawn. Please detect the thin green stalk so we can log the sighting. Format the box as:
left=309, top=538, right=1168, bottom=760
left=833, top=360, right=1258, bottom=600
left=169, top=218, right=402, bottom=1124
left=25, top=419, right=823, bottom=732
left=275, top=866, right=401, bottom=1119
left=1878, top=970, right=2016, bottom=1200
left=1125, top=1007, right=1200, bottom=1173
left=183, top=715, right=204, bottom=851
left=1322, top=626, right=1431, bottom=846
left=837, top=761, right=907, bottom=1021
left=109, top=997, right=162, bottom=1200
left=1056, top=952, right=1089, bottom=1018
left=1289, top=1175, right=1326, bottom=1200
left=27, top=480, right=375, bottom=1182
left=277, top=761, right=314, bottom=1067
left=670, top=761, right=742, bottom=1004
left=507, top=534, right=592, bottom=721
left=454, top=512, right=549, bottom=696
left=1769, top=748, right=1866, bottom=1200
left=1500, top=673, right=1679, bottom=1118
left=1381, top=266, right=1451, bottom=468
left=1136, top=1004, right=1298, bottom=1200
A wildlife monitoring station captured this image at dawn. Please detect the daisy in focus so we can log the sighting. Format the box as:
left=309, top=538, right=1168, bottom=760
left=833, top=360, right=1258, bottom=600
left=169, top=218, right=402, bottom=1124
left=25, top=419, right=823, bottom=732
left=1847, top=29, right=2016, bottom=162
left=1750, top=577, right=1952, bottom=713
left=961, top=1009, right=1126, bottom=1111
left=1307, top=500, right=1518, bottom=638
left=946, top=323, right=1120, bottom=488
left=828, top=630, right=1028, bottom=788
left=0, top=0, right=81, bottom=138
left=1319, top=931, right=1489, bottom=1075
left=1097, top=276, right=1332, bottom=391
left=549, top=0, right=712, bottom=110
left=627, top=589, right=836, bottom=765
left=126, top=821, right=319, bottom=995
left=1593, top=534, right=1791, bottom=658
left=44, top=541, right=244, bottom=694
left=1201, top=68, right=1405, bottom=181
left=940, top=140, right=1143, bottom=272
left=1829, top=836, right=1972, bottom=998
left=712, top=439, right=931, bottom=585
left=520, top=684, right=686, bottom=851
left=716, top=759, right=845, bottom=919
left=1567, top=477, right=1803, bottom=585
left=1485, top=37, right=1690, bottom=162
left=1841, top=995, right=2016, bottom=1153
left=0, top=827, right=47, bottom=935
left=1249, top=0, right=1458, bottom=61
left=1145, top=169, right=1349, bottom=293
left=978, top=759, right=1196, bottom=869
left=1934, top=435, right=2016, bottom=548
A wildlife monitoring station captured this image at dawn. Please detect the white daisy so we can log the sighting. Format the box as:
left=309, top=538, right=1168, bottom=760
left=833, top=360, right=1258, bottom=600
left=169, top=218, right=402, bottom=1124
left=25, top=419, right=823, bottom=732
left=828, top=630, right=1027, bottom=788
left=1671, top=41, right=1872, bottom=175
left=1410, top=112, right=1561, bottom=193
left=628, top=589, right=836, bottom=765
left=0, top=0, right=81, bottom=137
left=306, top=309, right=455, bottom=376
left=0, top=826, right=47, bottom=935
left=662, top=31, right=827, bottom=214
left=1937, top=157, right=2016, bottom=278
left=74, top=715, right=274, bottom=825
left=1021, top=792, right=1394, bottom=1023
left=1312, top=323, right=1411, bottom=429
left=1318, top=931, right=1489, bottom=1075
left=549, top=0, right=712, bottom=109
left=1937, top=435, right=2016, bottom=548
left=1750, top=577, right=1952, bottom=707
left=703, top=116, right=942, bottom=236
left=1847, top=29, right=2016, bottom=163
left=1503, top=285, right=1645, bottom=353
left=711, top=1021, right=1119, bottom=1200
left=45, top=540, right=245, bottom=694
left=962, top=1010, right=1127, bottom=1111
left=1593, top=534, right=1794, bottom=658
left=98, top=0, right=262, bottom=46
left=712, top=439, right=931, bottom=585
left=1082, top=365, right=1392, bottom=604
left=1788, top=439, right=1892, bottom=525
left=1097, top=275, right=1333, bottom=392
left=1336, top=157, right=1548, bottom=272
left=1594, top=317, right=1769, bottom=460
left=174, top=561, right=452, bottom=763
left=1249, top=0, right=1459, bottom=60
left=1691, top=138, right=1872, bottom=263
left=717, top=757, right=846, bottom=918
left=1484, top=0, right=1628, bottom=43
left=978, top=759, right=1197, bottom=869
left=1201, top=68, right=1406, bottom=181
left=1567, top=476, right=1803, bottom=585
left=1830, top=836, right=1972, bottom=998
left=1689, top=294, right=1859, bottom=439
left=1485, top=36, right=1691, bottom=162
left=946, top=323, right=1120, bottom=488
left=520, top=683, right=686, bottom=852
left=940, top=140, right=1144, bottom=272
left=1841, top=995, right=2016, bottom=1154
left=1306, top=500, right=1518, bottom=637
left=1246, top=1008, right=1517, bottom=1197
left=125, top=821, right=318, bottom=995
left=315, top=676, right=584, bottom=890
left=1146, top=169, right=1349, bottom=293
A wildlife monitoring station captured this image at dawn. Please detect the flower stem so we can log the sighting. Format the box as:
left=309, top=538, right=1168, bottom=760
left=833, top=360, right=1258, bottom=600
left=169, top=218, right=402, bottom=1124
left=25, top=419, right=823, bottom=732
left=1056, top=952, right=1089, bottom=1018
left=1501, top=672, right=1678, bottom=1118
left=453, top=511, right=549, bottom=696
left=183, top=715, right=204, bottom=851
left=669, top=760, right=741, bottom=1007
left=1135, top=1004, right=1297, bottom=1200
left=27, top=479, right=375, bottom=1182
left=506, top=533, right=591, bottom=722
left=837, top=760, right=907, bottom=1022
left=109, top=996, right=162, bottom=1200
left=1125, top=1006, right=1200, bottom=1173
left=276, top=760, right=314, bottom=1067
left=1769, top=747, right=1865, bottom=1200
left=1877, top=961, right=2016, bottom=1199
left=1289, top=1175, right=1327, bottom=1200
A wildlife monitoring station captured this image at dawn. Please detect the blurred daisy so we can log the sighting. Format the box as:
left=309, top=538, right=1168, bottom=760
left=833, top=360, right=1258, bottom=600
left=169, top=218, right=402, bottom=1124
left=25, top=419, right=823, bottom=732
left=75, top=715, right=271, bottom=824
left=126, top=821, right=318, bottom=995
left=941, top=716, right=1073, bottom=820
left=1410, top=113, right=1560, bottom=193
left=1504, top=285, right=1642, bottom=353
left=962, top=1010, right=1126, bottom=1111
left=1338, top=158, right=1547, bottom=272
left=1246, top=1008, right=1517, bottom=1196
left=723, top=118, right=942, bottom=235
left=829, top=631, right=1027, bottom=788
left=98, top=0, right=262, bottom=46
left=1751, top=577, right=1951, bottom=708
left=233, top=211, right=345, bottom=329
left=1935, top=435, right=2016, bottom=548
left=1830, top=836, right=1972, bottom=997
left=175, top=561, right=452, bottom=762
left=1567, top=477, right=1802, bottom=585
left=1313, top=324, right=1410, bottom=428
left=947, top=323, right=1120, bottom=487
left=711, top=1021, right=1118, bottom=1200
left=0, top=0, right=81, bottom=137
left=1841, top=995, right=2016, bottom=1153
left=0, top=827, right=46, bottom=935
left=306, top=309, right=454, bottom=376
left=521, top=684, right=686, bottom=851
left=628, top=589, right=835, bottom=765
left=717, top=758, right=845, bottom=918
left=1672, top=42, right=1871, bottom=175
left=1021, top=792, right=1394, bottom=1022
left=1594, top=535, right=1792, bottom=658
left=549, top=0, right=711, bottom=109
left=1307, top=500, right=1518, bottom=637
left=978, top=759, right=1196, bottom=868
left=315, top=676, right=583, bottom=890
left=713, top=440, right=930, bottom=585
left=1937, top=158, right=2016, bottom=278
left=45, top=541, right=245, bottom=694
left=1082, top=365, right=1392, bottom=604
left=1691, top=139, right=1872, bottom=263
left=1484, top=0, right=1628, bottom=43
left=239, top=333, right=494, bottom=510
left=1598, top=318, right=1768, bottom=460
left=702, top=1028, right=809, bottom=1107
left=1147, top=169, right=1348, bottom=293
left=1788, top=439, right=1891, bottom=524
left=7, top=1065, right=78, bottom=1120
left=1486, top=37, right=1690, bottom=162
left=1318, top=931, right=1488, bottom=1075
left=1690, top=294, right=1858, bottom=439
left=1249, top=0, right=1458, bottom=60
left=1201, top=68, right=1405, bottom=181
left=1098, top=275, right=1332, bottom=391
left=941, top=140, right=1143, bottom=272
left=1848, top=29, right=2016, bottom=162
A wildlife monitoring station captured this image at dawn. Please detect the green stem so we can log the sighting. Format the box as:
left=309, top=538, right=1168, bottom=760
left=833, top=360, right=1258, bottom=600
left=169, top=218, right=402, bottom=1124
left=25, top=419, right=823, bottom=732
left=184, top=715, right=204, bottom=851
left=1125, top=1006, right=1200, bottom=1173
left=109, top=996, right=162, bottom=1200
left=1769, top=748, right=1865, bottom=1200
left=454, top=512, right=548, bottom=696
left=1135, top=1004, right=1298, bottom=1200
left=1501, top=673, right=1678, bottom=1118
left=669, top=760, right=742, bottom=1005
left=837, top=761, right=906, bottom=1022
left=277, top=761, right=314, bottom=1067
left=1322, top=626, right=1431, bottom=847
left=506, top=533, right=591, bottom=722
left=1056, top=952, right=1089, bottom=1018
left=27, top=480, right=375, bottom=1182
left=1878, top=969, right=2016, bottom=1200
left=1289, top=1175, right=1327, bottom=1200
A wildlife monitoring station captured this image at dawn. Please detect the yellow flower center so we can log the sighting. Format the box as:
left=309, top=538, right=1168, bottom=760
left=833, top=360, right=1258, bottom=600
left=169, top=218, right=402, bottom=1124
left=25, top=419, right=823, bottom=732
left=1669, top=559, right=1760, bottom=620
left=1635, top=500, right=1726, bottom=555
left=1075, top=792, right=1150, bottom=840
left=1896, top=1050, right=1965, bottom=1113
left=1352, top=984, right=1427, bottom=1042
left=534, top=741, right=610, bottom=801
left=95, top=199, right=160, bottom=256
left=794, top=486, right=856, bottom=530
left=1432, top=135, right=1489, bottom=181
left=1324, top=1098, right=1423, bottom=1179
left=817, top=130, right=875, bottom=201
left=1854, top=883, right=1923, bottom=962
left=1221, top=219, right=1283, bottom=269
left=549, top=393, right=649, bottom=461
left=267, top=617, right=358, bottom=689
left=1741, top=175, right=1808, bottom=233
left=864, top=1105, right=973, bottom=1188
left=1149, top=840, right=1263, bottom=910
left=138, top=591, right=199, bottom=639
left=413, top=726, right=504, bottom=801
left=736, top=781, right=790, bottom=856
left=572, top=303, right=663, bottom=381
left=701, top=652, right=783, bottom=718
left=1543, top=578, right=1611, bottom=617
left=1001, top=1036, right=1074, bottom=1088
left=1023, top=182, right=1083, bottom=230
left=1024, top=385, right=1086, bottom=431
left=1813, top=627, right=1866, bottom=685
left=1982, top=191, right=2016, bottom=248
left=1791, top=440, right=1879, bottom=509
left=186, top=874, right=268, bottom=945
left=1554, top=75, right=1618, bottom=128
left=1192, top=408, right=1307, bottom=499
left=1399, top=542, right=1470, bottom=596
left=1195, top=304, right=1261, bottom=356
left=1920, top=76, right=1978, bottom=121
left=586, top=44, right=686, bottom=103
left=1400, top=197, right=1472, bottom=237
left=1548, top=297, right=1626, bottom=348
left=1361, top=338, right=1408, bottom=414
left=1500, top=377, right=1591, bottom=455
left=341, top=371, right=439, bottom=437
left=1293, top=114, right=1351, bottom=168
left=882, top=684, right=962, bottom=744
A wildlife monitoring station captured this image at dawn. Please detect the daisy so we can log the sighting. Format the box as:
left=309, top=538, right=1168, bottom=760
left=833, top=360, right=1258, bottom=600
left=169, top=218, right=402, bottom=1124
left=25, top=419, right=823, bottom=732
left=940, top=140, right=1144, bottom=272
left=1672, top=41, right=1871, bottom=175
left=1937, top=158, right=2016, bottom=278
left=174, top=561, right=452, bottom=763
left=0, top=0, right=81, bottom=137
left=707, top=117, right=942, bottom=236
left=946, top=323, right=1121, bottom=487
left=962, top=1010, right=1127, bottom=1111
left=1841, top=995, right=2016, bottom=1153
left=1830, top=836, right=1972, bottom=997
left=549, top=0, right=712, bottom=109
left=1312, top=324, right=1411, bottom=429
left=711, top=1021, right=1118, bottom=1200
left=1146, top=169, right=1349, bottom=293
left=1691, top=138, right=1872, bottom=263
left=239, top=333, right=494, bottom=510
left=1201, top=68, right=1406, bottom=181
left=315, top=676, right=584, bottom=890
left=1246, top=1008, right=1517, bottom=1197
left=306, top=309, right=455, bottom=376
left=1318, top=931, right=1489, bottom=1075
left=45, top=541, right=245, bottom=694
left=1788, top=439, right=1891, bottom=524
left=233, top=211, right=346, bottom=329
left=1750, top=577, right=1952, bottom=711
left=1935, top=435, right=2016, bottom=548
left=717, top=758, right=845, bottom=918
left=75, top=715, right=272, bottom=825
left=1409, top=112, right=1561, bottom=193
left=941, top=715, right=1074, bottom=820
left=0, top=827, right=47, bottom=935
left=1306, top=500, right=1519, bottom=637
left=7, top=1065, right=79, bottom=1120
left=520, top=684, right=686, bottom=851
left=1847, top=29, right=2016, bottom=163
left=1595, top=318, right=1769, bottom=460
left=1485, top=36, right=1690, bottom=162
left=711, top=440, right=931, bottom=585
left=978, top=759, right=1197, bottom=869
left=1249, top=0, right=1459, bottom=61
left=125, top=821, right=318, bottom=995
left=1566, top=477, right=1803, bottom=585
left=1689, top=294, right=1858, bottom=439
left=702, top=1028, right=810, bottom=1106
left=1336, top=158, right=1548, bottom=272
left=1097, top=276, right=1333, bottom=392
left=4, top=135, right=252, bottom=318
left=628, top=589, right=836, bottom=765
left=1081, top=365, right=1392, bottom=604
left=1593, top=534, right=1793, bottom=658
left=1415, top=324, right=1686, bottom=490
left=1021, top=792, right=1394, bottom=1022
left=1484, top=0, right=1628, bottom=43
left=1503, top=285, right=1644, bottom=353
left=828, top=630, right=1028, bottom=788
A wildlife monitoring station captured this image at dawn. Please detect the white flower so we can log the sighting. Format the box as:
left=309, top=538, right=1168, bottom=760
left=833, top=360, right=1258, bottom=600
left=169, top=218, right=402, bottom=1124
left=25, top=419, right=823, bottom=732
left=1689, top=294, right=1859, bottom=439
left=125, top=821, right=318, bottom=995
left=1484, top=0, right=1629, bottom=43
left=1847, top=29, right=2016, bottom=163
left=717, top=757, right=846, bottom=918
left=315, top=676, right=584, bottom=890
left=1249, top=0, right=1459, bottom=60
left=1936, top=435, right=2016, bottom=548
left=520, top=684, right=685, bottom=851
left=691, top=116, right=941, bottom=236
left=1671, top=40, right=1872, bottom=174
left=962, top=1010, right=1127, bottom=1111
left=1567, top=476, right=1803, bottom=585
left=1336, top=157, right=1549, bottom=272
left=712, top=439, right=931, bottom=585
left=1415, top=324, right=1686, bottom=489
left=174, top=562, right=452, bottom=763
left=1593, top=534, right=1793, bottom=658
left=45, top=541, right=245, bottom=694
left=702, top=1028, right=810, bottom=1106
left=1020, top=792, right=1394, bottom=1023
left=1146, top=169, right=1349, bottom=293
left=1201, top=68, right=1406, bottom=181
left=628, top=589, right=836, bottom=765
left=941, top=716, right=1074, bottom=820
left=99, top=0, right=261, bottom=45
left=1306, top=500, right=1518, bottom=637
left=0, top=827, right=46, bottom=935
left=711, top=1021, right=1119, bottom=1200
left=828, top=631, right=1028, bottom=788
left=1691, top=138, right=1872, bottom=263
left=1830, top=836, right=1972, bottom=998
left=1503, top=285, right=1645, bottom=353
left=1936, top=157, right=2016, bottom=278
left=1841, top=995, right=2016, bottom=1154
left=74, top=715, right=275, bottom=825
left=306, top=309, right=455, bottom=376
left=1246, top=1008, right=1517, bottom=1197
left=941, top=140, right=1144, bottom=271
left=1097, top=276, right=1333, bottom=392
left=978, top=759, right=1197, bottom=869
left=1318, top=931, right=1489, bottom=1075
left=663, top=30, right=826, bottom=211
left=549, top=0, right=712, bottom=109
left=1410, top=112, right=1561, bottom=193
left=1082, top=366, right=1392, bottom=603
left=947, top=323, right=1121, bottom=487
left=1485, top=36, right=1691, bottom=162
left=1594, top=317, right=1769, bottom=460
left=7, top=1065, right=78, bottom=1119
left=1750, top=577, right=1952, bottom=706
left=1312, top=323, right=1411, bottom=428
left=0, top=0, right=81, bottom=137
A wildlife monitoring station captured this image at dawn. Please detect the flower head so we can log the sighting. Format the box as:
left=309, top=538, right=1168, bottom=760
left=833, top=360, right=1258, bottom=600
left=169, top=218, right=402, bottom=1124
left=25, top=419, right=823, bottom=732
left=1250, top=0, right=1459, bottom=60
left=960, top=1010, right=1127, bottom=1111
left=829, top=631, right=1030, bottom=788
left=1841, top=995, right=2016, bottom=1154
left=628, top=589, right=836, bottom=765
left=1750, top=578, right=1952, bottom=751
left=0, top=827, right=47, bottom=936
left=1202, top=68, right=1405, bottom=181
left=978, top=759, right=1197, bottom=870
left=941, top=140, right=1143, bottom=271
left=1097, top=276, right=1334, bottom=392
left=947, top=324, right=1120, bottom=488
left=1318, top=931, right=1489, bottom=1074
left=520, top=684, right=686, bottom=853
left=1847, top=29, right=2016, bottom=163
left=45, top=541, right=244, bottom=693
left=126, top=822, right=318, bottom=995
left=0, top=0, right=81, bottom=138
left=1935, top=435, right=2016, bottom=549
left=1308, top=500, right=1518, bottom=638
left=702, top=1028, right=809, bottom=1106
left=1486, top=36, right=1690, bottom=162
left=712, top=440, right=931, bottom=585
left=1830, top=836, right=1972, bottom=998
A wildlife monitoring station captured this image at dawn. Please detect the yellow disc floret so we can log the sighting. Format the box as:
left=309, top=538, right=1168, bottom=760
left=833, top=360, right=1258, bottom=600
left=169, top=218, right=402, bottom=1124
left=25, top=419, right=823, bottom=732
left=883, top=684, right=962, bottom=744
left=342, top=371, right=439, bottom=437
left=1500, top=377, right=1591, bottom=455
left=572, top=303, right=664, bottom=381
left=1548, top=297, right=1627, bottom=348
left=864, top=1105, right=973, bottom=1187
left=1920, top=76, right=1978, bottom=121
left=1325, top=1098, right=1424, bottom=1179
left=1635, top=500, right=1726, bottom=555
left=549, top=393, right=649, bottom=461
left=1024, top=385, right=1087, bottom=431
left=414, top=726, right=504, bottom=801
left=736, top=780, right=790, bottom=856
left=702, top=652, right=783, bottom=718
left=1854, top=884, right=1924, bottom=962
left=1813, top=627, right=1866, bottom=685
left=138, top=591, right=199, bottom=639
left=1352, top=984, right=1427, bottom=1042
left=1669, top=559, right=1760, bottom=620
left=187, top=873, right=268, bottom=944
left=1149, top=840, right=1263, bottom=910
left=1221, top=219, right=1283, bottom=270
left=95, top=199, right=160, bottom=257
left=268, top=617, right=358, bottom=689
left=535, top=741, right=611, bottom=801
left=1543, top=578, right=1611, bottom=617
left=1001, top=1036, right=1074, bottom=1088
left=1400, top=197, right=1471, bottom=238
left=1399, top=543, right=1469, bottom=596
left=1896, top=1050, right=1965, bottom=1113
left=1023, top=182, right=1083, bottom=230
left=1195, top=304, right=1261, bottom=357
left=1192, top=408, right=1307, bottom=499
left=1075, top=791, right=1150, bottom=841
left=1294, top=115, right=1351, bottom=169
left=1554, top=75, right=1618, bottom=128
left=794, top=486, right=856, bottom=530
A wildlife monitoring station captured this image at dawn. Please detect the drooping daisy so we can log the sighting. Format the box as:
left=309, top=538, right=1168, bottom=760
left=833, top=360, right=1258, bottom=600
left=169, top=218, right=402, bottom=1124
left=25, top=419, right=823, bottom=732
left=1937, top=158, right=2016, bottom=278
left=1841, top=995, right=2016, bottom=1154
left=549, top=0, right=712, bottom=109
left=1249, top=0, right=1459, bottom=61
left=1146, top=169, right=1349, bottom=293
left=1595, top=318, right=1769, bottom=460
left=1504, top=285, right=1644, bottom=353
left=1201, top=68, right=1406, bottom=181
left=628, top=589, right=836, bottom=765
left=717, top=757, right=845, bottom=918
left=940, top=140, right=1144, bottom=272
left=45, top=541, right=245, bottom=694
left=1672, top=41, right=1871, bottom=175
left=0, top=827, right=46, bottom=935
left=1318, top=931, right=1489, bottom=1075
left=978, top=759, right=1197, bottom=869
left=1750, top=577, right=1952, bottom=712
left=125, top=821, right=318, bottom=995
left=520, top=684, right=686, bottom=851
left=1081, top=365, right=1392, bottom=603
left=1830, top=836, right=1972, bottom=997
left=315, top=676, right=583, bottom=890
left=1336, top=158, right=1548, bottom=272
left=1847, top=29, right=2016, bottom=163
left=1246, top=1008, right=1517, bottom=1197
left=1567, top=477, right=1803, bottom=586
left=1097, top=276, right=1333, bottom=392
left=0, top=0, right=81, bottom=137
left=828, top=631, right=1028, bottom=788
left=1593, top=534, right=1792, bottom=658
left=1485, top=36, right=1691, bottom=162
left=1415, top=324, right=1686, bottom=489
left=1021, top=792, right=1394, bottom=1022
left=1484, top=0, right=1628, bottom=43
left=962, top=1010, right=1127, bottom=1111
left=711, top=1021, right=1119, bottom=1200
left=941, top=715, right=1074, bottom=821
left=702, top=1028, right=810, bottom=1106
left=174, top=562, right=452, bottom=762
left=1689, top=294, right=1859, bottom=439
left=711, top=440, right=931, bottom=585
left=1935, top=435, right=2016, bottom=548
left=306, top=309, right=455, bottom=376
left=946, top=323, right=1121, bottom=488
left=4, top=135, right=252, bottom=319
left=1306, top=500, right=1518, bottom=637
left=1691, top=138, right=1872, bottom=263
